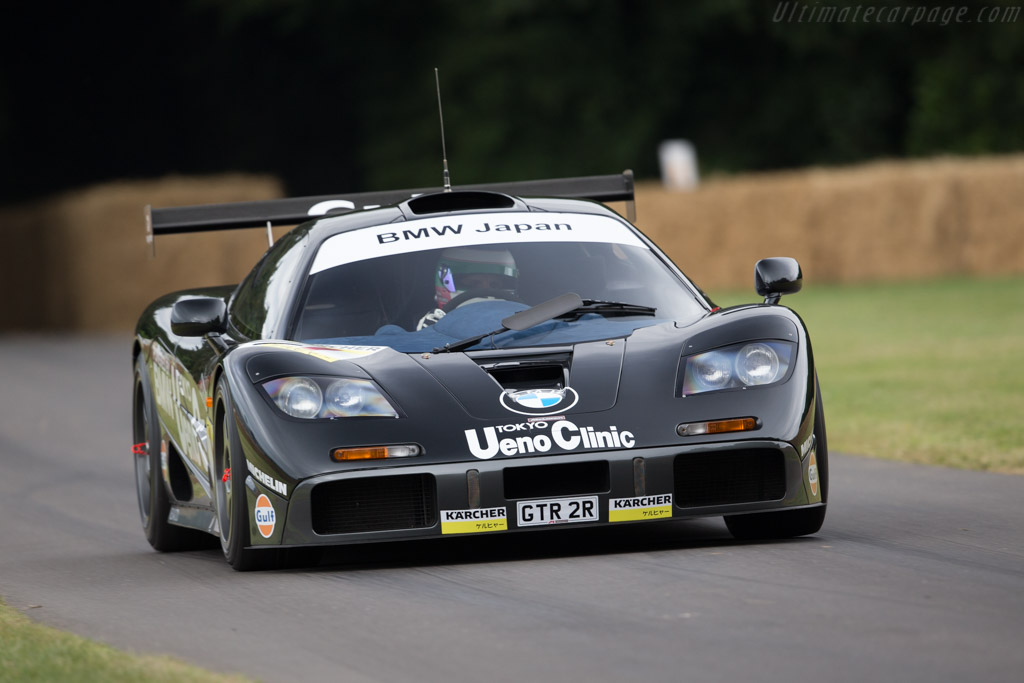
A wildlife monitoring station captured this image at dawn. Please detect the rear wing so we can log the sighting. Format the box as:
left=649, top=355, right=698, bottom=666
left=145, top=171, right=635, bottom=254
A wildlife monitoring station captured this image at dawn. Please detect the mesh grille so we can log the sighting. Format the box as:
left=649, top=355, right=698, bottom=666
left=674, top=449, right=786, bottom=507
left=311, top=474, right=437, bottom=535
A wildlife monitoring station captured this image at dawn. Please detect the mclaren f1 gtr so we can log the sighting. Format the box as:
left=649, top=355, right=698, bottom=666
left=133, top=172, right=828, bottom=570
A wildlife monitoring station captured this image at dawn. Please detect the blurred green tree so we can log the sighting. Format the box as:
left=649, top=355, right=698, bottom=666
left=0, top=0, right=1020, bottom=202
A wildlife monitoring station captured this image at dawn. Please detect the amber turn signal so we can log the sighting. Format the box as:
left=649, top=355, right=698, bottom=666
left=676, top=417, right=760, bottom=437
left=331, top=444, right=422, bottom=461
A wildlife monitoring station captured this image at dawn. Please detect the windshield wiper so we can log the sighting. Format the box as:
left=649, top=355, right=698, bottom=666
left=430, top=295, right=657, bottom=354
left=559, top=299, right=657, bottom=318
left=432, top=292, right=583, bottom=354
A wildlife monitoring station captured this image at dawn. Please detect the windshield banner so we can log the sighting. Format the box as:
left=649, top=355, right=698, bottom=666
left=310, top=212, right=648, bottom=274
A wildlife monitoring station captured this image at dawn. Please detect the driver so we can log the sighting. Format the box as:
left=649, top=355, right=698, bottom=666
left=417, top=246, right=518, bottom=330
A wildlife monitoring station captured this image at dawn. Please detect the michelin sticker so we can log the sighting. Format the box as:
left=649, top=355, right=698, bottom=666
left=251, top=342, right=385, bottom=363
left=309, top=212, right=649, bottom=275
left=609, top=494, right=673, bottom=522
left=465, top=419, right=635, bottom=460
left=247, top=460, right=288, bottom=497
left=440, top=507, right=508, bottom=534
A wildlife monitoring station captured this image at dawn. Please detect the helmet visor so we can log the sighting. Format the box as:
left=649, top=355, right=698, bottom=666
left=437, top=261, right=517, bottom=292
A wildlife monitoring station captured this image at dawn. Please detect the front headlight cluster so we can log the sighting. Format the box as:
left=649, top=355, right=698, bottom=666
left=262, top=376, right=398, bottom=419
left=682, top=341, right=795, bottom=396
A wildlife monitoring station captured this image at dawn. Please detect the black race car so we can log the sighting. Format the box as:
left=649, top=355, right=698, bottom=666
left=133, top=172, right=827, bottom=570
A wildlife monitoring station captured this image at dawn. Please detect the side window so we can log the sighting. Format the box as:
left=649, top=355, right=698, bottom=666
left=230, top=254, right=271, bottom=340
left=230, top=229, right=309, bottom=340
left=292, top=251, right=431, bottom=339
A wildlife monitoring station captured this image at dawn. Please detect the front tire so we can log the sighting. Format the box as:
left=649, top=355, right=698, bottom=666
left=214, top=381, right=324, bottom=571
left=214, top=381, right=272, bottom=571
left=724, top=505, right=826, bottom=540
left=725, top=376, right=829, bottom=540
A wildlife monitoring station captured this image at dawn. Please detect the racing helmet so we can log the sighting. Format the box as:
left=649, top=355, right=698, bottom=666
left=434, top=246, right=518, bottom=309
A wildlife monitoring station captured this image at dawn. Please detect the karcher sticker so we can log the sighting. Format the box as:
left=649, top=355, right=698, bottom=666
left=609, top=494, right=673, bottom=522
left=440, top=507, right=508, bottom=534
left=254, top=494, right=276, bottom=538
left=251, top=342, right=385, bottom=363
left=808, top=451, right=820, bottom=498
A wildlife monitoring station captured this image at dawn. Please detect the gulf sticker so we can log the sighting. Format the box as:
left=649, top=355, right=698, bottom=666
left=254, top=494, right=276, bottom=538
left=609, top=494, right=673, bottom=522
left=808, top=452, right=819, bottom=498
left=252, top=342, right=385, bottom=363
left=440, top=507, right=508, bottom=535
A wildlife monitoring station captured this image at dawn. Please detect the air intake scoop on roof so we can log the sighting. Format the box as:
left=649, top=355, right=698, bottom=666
left=406, top=191, right=516, bottom=215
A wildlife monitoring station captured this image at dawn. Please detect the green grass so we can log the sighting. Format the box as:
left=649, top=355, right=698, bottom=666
left=711, top=276, right=1024, bottom=474
left=0, top=600, right=250, bottom=683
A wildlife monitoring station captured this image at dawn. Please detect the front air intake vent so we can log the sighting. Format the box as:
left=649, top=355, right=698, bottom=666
left=311, top=474, right=437, bottom=535
left=487, top=363, right=567, bottom=391
left=673, top=449, right=786, bottom=507
left=407, top=191, right=516, bottom=215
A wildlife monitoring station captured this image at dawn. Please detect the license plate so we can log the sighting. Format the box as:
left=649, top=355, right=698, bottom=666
left=516, top=496, right=599, bottom=527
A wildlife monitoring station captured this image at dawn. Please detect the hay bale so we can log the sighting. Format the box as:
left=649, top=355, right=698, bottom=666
left=3, top=156, right=1022, bottom=332
left=635, top=155, right=1024, bottom=291
left=0, top=175, right=284, bottom=331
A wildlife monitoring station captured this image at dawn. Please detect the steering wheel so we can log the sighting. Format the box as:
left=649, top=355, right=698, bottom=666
left=442, top=288, right=522, bottom=313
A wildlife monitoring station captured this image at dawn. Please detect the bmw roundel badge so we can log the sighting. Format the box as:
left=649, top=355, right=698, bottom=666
left=499, top=387, right=579, bottom=416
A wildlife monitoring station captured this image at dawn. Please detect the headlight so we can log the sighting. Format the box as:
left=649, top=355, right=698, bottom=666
left=324, top=378, right=397, bottom=417
left=692, top=350, right=733, bottom=390
left=735, top=343, right=781, bottom=386
left=271, top=377, right=322, bottom=418
left=682, top=341, right=794, bottom=396
left=325, top=379, right=364, bottom=415
left=263, top=376, right=398, bottom=419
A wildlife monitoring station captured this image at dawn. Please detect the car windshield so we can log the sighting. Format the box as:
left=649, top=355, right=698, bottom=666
left=291, top=211, right=705, bottom=352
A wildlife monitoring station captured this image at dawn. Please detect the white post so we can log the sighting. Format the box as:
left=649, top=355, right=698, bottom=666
left=658, top=139, right=699, bottom=191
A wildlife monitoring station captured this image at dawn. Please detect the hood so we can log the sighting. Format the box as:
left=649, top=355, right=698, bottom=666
left=228, top=309, right=808, bottom=482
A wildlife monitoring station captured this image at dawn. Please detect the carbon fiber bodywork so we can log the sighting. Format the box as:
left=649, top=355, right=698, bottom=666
left=133, top=183, right=826, bottom=568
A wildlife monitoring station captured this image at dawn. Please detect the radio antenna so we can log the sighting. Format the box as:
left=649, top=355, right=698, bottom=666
left=435, top=68, right=451, bottom=192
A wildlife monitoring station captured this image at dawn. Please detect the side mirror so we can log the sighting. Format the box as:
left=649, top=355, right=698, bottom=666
left=170, top=297, right=227, bottom=337
left=755, top=257, right=802, bottom=305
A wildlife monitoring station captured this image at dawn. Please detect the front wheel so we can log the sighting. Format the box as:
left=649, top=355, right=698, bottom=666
left=214, top=382, right=322, bottom=571
left=214, top=381, right=272, bottom=571
left=725, top=376, right=829, bottom=540
left=725, top=505, right=826, bottom=540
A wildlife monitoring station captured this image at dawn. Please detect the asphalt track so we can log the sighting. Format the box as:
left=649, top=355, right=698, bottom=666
left=1, top=335, right=1022, bottom=683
